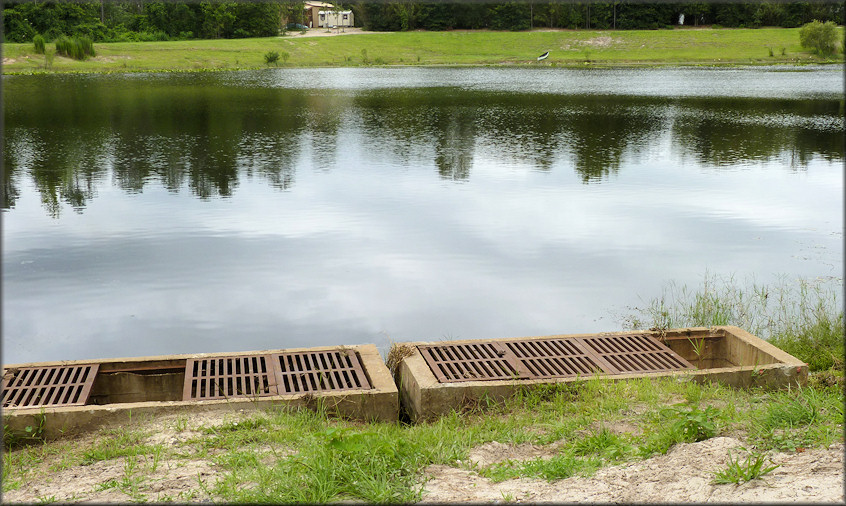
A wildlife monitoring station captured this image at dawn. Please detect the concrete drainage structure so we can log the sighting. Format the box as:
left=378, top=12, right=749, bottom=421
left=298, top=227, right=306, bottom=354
left=394, top=326, right=808, bottom=422
left=2, top=327, right=808, bottom=435
left=2, top=344, right=397, bottom=439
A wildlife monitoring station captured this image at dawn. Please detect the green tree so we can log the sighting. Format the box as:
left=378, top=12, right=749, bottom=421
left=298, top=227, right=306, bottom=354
left=799, top=20, right=839, bottom=55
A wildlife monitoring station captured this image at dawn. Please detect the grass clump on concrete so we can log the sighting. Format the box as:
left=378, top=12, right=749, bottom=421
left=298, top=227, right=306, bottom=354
left=623, top=273, right=844, bottom=373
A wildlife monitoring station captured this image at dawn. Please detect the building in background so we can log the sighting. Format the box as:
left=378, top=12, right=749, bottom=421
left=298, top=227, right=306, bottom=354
left=318, top=9, right=354, bottom=28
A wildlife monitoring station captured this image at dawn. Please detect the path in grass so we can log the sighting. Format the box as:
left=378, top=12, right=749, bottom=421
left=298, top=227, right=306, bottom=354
left=3, top=27, right=843, bottom=74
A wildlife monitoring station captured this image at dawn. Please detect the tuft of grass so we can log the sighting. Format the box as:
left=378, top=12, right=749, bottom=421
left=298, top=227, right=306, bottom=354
left=54, top=35, right=95, bottom=61
left=33, top=34, right=46, bottom=55
left=572, top=427, right=632, bottom=461
left=482, top=452, right=602, bottom=483
left=80, top=429, right=157, bottom=464
left=712, top=448, right=780, bottom=484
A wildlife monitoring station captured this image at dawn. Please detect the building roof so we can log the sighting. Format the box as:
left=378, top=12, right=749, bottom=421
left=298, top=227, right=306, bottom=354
left=304, top=2, right=334, bottom=9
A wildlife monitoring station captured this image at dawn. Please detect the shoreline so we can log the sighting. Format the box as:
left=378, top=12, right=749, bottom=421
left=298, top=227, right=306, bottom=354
left=4, top=60, right=843, bottom=77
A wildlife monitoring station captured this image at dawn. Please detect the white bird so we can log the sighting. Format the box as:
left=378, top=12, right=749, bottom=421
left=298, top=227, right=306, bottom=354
left=537, top=51, right=549, bottom=61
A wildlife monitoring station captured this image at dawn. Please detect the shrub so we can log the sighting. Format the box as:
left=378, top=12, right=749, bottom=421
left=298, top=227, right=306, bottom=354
left=264, top=50, right=280, bottom=66
left=799, top=20, right=839, bottom=56
left=33, top=34, right=45, bottom=54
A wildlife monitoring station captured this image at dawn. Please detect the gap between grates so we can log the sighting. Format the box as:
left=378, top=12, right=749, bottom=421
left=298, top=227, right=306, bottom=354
left=183, top=348, right=371, bottom=401
left=2, top=364, right=100, bottom=408
left=418, top=334, right=695, bottom=383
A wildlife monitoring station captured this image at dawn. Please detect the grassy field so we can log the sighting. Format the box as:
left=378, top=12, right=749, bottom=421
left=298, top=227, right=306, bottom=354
left=3, top=275, right=843, bottom=502
left=3, top=27, right=844, bottom=74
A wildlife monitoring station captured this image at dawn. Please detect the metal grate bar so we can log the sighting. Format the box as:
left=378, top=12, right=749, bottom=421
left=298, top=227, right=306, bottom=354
left=505, top=338, right=614, bottom=377
left=183, top=355, right=278, bottom=401
left=2, top=364, right=99, bottom=408
left=271, top=350, right=372, bottom=394
left=579, top=334, right=695, bottom=374
left=417, top=343, right=525, bottom=382
left=419, top=333, right=695, bottom=383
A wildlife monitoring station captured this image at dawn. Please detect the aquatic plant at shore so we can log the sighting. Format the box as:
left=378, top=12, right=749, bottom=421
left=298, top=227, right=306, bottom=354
left=54, top=35, right=95, bottom=60
left=621, top=273, right=843, bottom=372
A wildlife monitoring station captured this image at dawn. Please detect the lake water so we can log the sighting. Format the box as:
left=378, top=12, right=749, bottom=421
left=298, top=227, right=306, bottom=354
left=3, top=66, right=843, bottom=364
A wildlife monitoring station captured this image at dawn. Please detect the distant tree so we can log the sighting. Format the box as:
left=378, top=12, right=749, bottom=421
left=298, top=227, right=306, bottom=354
left=489, top=2, right=530, bottom=31
left=799, top=20, right=839, bottom=55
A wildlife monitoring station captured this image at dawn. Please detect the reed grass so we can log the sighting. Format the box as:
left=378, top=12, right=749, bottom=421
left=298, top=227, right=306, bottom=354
left=622, top=273, right=844, bottom=372
left=33, top=34, right=45, bottom=55
left=54, top=35, right=95, bottom=61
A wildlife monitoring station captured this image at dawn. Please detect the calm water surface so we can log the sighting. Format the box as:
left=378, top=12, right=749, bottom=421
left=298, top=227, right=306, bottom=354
left=3, top=66, right=843, bottom=364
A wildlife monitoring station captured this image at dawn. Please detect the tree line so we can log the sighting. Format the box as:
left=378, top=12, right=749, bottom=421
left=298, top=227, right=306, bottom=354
left=3, top=1, right=843, bottom=43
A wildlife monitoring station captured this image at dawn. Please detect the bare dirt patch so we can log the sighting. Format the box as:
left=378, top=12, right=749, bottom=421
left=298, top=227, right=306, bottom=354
left=582, top=35, right=615, bottom=48
left=2, top=453, right=218, bottom=503
left=422, top=437, right=844, bottom=503
left=281, top=27, right=365, bottom=38
left=467, top=441, right=565, bottom=467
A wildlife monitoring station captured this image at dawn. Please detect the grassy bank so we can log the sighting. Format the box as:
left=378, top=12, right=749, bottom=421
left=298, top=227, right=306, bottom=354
left=3, top=275, right=843, bottom=502
left=3, top=27, right=844, bottom=74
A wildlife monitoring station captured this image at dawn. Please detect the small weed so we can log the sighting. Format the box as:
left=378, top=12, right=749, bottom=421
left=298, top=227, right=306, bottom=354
left=768, top=47, right=774, bottom=57
left=672, top=405, right=718, bottom=442
left=483, top=453, right=601, bottom=483
left=264, top=50, right=280, bottom=66
left=94, top=478, right=120, bottom=491
left=3, top=411, right=47, bottom=448
left=572, top=427, right=632, bottom=461
left=81, top=430, right=154, bottom=464
left=713, top=448, right=780, bottom=484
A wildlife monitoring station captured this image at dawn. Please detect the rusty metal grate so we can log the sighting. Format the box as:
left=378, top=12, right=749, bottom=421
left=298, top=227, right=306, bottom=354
left=183, top=355, right=278, bottom=401
left=504, top=339, right=609, bottom=378
left=580, top=334, right=694, bottom=374
left=272, top=350, right=371, bottom=394
left=418, top=342, right=529, bottom=382
left=419, top=334, right=694, bottom=383
left=2, top=364, right=99, bottom=408
left=183, top=349, right=371, bottom=400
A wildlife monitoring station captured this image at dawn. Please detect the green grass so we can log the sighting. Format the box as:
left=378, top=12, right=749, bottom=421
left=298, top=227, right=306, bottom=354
left=712, top=448, right=781, bottom=484
left=2, top=376, right=842, bottom=502
left=3, top=27, right=843, bottom=74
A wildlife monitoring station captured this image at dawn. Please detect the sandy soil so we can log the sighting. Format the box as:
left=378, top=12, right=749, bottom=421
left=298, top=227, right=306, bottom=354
left=3, top=411, right=843, bottom=503
left=283, top=26, right=366, bottom=38
left=422, top=437, right=844, bottom=503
